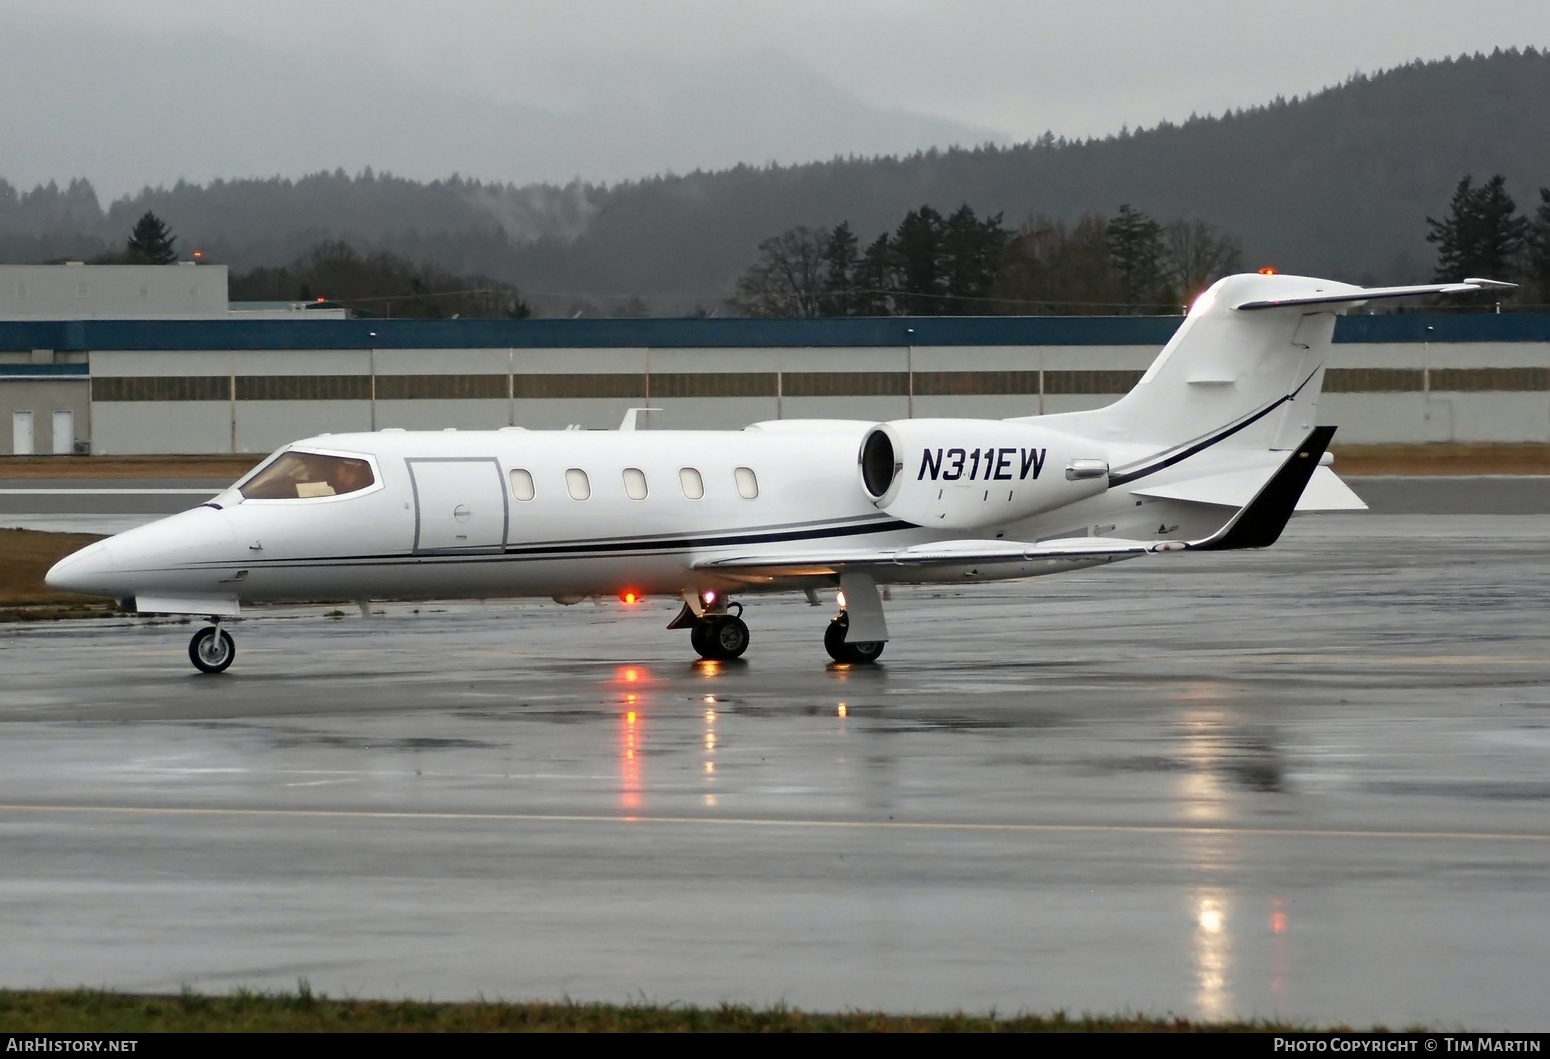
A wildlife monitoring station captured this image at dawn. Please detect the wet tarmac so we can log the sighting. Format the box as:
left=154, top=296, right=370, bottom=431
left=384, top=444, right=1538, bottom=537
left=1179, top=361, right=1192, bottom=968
left=1, top=490, right=1549, bottom=1027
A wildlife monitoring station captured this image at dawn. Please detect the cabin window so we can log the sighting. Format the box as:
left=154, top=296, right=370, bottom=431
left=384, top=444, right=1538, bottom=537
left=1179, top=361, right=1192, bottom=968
left=679, top=467, right=704, bottom=500
left=623, top=467, right=648, bottom=500
left=240, top=451, right=374, bottom=500
left=734, top=466, right=759, bottom=499
left=509, top=468, right=535, bottom=501
left=565, top=468, right=591, bottom=501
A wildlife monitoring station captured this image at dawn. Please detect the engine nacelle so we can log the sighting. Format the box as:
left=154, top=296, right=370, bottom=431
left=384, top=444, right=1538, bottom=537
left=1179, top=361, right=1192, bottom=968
left=858, top=419, right=1110, bottom=529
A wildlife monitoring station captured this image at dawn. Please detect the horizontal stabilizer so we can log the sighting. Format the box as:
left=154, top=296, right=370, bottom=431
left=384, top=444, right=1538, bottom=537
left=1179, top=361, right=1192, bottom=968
left=1235, top=277, right=1514, bottom=311
left=1134, top=464, right=1365, bottom=512
left=1299, top=467, right=1368, bottom=511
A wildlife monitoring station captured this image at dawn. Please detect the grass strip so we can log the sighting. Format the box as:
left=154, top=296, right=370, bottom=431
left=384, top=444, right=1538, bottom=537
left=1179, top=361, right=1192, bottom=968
left=0, top=455, right=262, bottom=480
left=1329, top=442, right=1550, bottom=476
left=0, top=528, right=109, bottom=612
left=0, top=987, right=1349, bottom=1033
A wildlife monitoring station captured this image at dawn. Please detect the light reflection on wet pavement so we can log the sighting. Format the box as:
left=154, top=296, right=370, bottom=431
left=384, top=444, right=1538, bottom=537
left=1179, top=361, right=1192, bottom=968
left=1, top=511, right=1548, bottom=1027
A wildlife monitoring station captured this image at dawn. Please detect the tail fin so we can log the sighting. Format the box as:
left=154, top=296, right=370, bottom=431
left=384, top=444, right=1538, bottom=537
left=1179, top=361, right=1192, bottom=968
left=1021, top=273, right=1512, bottom=453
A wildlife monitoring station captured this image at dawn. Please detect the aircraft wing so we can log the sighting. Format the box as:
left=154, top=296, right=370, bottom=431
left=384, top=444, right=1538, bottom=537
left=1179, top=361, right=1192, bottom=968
left=694, top=535, right=1170, bottom=576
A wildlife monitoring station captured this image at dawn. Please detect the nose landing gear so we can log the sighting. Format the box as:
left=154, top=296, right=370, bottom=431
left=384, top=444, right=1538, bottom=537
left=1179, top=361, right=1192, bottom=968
left=189, top=623, right=236, bottom=674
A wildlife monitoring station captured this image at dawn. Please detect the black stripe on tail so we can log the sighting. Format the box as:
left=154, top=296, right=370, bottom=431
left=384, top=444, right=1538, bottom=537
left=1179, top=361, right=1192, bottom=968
left=1190, top=426, right=1337, bottom=551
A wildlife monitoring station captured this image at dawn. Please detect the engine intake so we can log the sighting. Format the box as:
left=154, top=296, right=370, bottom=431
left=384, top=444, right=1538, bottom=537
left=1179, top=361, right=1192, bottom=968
left=858, top=419, right=1109, bottom=529
left=860, top=428, right=897, bottom=497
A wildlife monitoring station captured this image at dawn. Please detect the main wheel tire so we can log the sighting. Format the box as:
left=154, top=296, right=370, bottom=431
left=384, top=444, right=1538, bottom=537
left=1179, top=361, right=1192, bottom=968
left=824, top=615, right=885, bottom=664
left=705, top=615, right=750, bottom=660
left=189, top=626, right=236, bottom=674
left=689, top=620, right=712, bottom=658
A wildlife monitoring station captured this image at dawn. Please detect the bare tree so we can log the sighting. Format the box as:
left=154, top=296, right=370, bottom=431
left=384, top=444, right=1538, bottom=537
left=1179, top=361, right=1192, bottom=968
left=728, top=226, right=829, bottom=317
left=1162, top=219, right=1243, bottom=302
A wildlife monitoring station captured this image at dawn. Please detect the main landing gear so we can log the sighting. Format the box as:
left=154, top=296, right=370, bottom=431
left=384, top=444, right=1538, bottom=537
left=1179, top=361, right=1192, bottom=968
left=688, top=605, right=751, bottom=661
left=825, top=570, right=889, bottom=665
left=824, top=613, right=885, bottom=664
left=188, top=621, right=236, bottom=674
left=671, top=575, right=890, bottom=665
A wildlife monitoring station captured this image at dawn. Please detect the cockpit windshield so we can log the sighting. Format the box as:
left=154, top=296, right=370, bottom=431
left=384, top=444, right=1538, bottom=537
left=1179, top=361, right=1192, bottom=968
left=239, top=451, right=375, bottom=500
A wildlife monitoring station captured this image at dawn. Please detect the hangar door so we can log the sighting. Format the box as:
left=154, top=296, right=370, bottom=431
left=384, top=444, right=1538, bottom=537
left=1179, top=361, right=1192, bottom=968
left=407, top=457, right=508, bottom=553
left=12, top=411, right=34, bottom=455
left=52, top=411, right=74, bottom=455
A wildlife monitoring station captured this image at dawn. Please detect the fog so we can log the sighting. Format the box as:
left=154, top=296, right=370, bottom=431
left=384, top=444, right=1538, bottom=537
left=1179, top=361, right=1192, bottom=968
left=5, top=0, right=1550, bottom=198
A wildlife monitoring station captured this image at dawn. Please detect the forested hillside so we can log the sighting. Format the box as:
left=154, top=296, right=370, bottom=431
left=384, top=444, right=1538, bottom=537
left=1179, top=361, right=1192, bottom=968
left=3, top=49, right=1549, bottom=314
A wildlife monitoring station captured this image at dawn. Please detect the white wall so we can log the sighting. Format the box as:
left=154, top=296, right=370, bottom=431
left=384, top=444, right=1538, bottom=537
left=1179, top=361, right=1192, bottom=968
left=68, top=338, right=1550, bottom=454
left=0, top=264, right=228, bottom=319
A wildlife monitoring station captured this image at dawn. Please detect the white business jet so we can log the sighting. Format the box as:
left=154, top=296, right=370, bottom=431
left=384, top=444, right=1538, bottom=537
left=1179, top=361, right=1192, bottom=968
left=47, top=272, right=1509, bottom=673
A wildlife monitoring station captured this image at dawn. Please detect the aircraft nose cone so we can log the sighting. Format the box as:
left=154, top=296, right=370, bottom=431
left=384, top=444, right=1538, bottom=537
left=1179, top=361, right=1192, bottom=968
left=45, top=540, right=116, bottom=595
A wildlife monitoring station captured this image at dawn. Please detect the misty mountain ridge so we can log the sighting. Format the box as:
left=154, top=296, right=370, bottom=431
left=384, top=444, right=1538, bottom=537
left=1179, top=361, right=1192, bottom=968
left=0, top=23, right=999, bottom=201
left=4, top=48, right=1550, bottom=313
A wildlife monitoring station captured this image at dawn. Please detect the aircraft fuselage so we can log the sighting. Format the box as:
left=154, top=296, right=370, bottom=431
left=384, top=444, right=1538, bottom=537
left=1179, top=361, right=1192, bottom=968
left=50, top=421, right=1161, bottom=612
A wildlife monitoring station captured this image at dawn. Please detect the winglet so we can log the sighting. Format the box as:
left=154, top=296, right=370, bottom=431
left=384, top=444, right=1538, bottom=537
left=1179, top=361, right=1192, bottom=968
left=1188, top=426, right=1336, bottom=551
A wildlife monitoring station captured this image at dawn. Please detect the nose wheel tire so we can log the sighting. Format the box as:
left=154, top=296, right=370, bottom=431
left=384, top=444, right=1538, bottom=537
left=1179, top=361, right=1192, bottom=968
left=189, top=626, right=236, bottom=674
left=691, top=614, right=749, bottom=661
left=824, top=615, right=885, bottom=664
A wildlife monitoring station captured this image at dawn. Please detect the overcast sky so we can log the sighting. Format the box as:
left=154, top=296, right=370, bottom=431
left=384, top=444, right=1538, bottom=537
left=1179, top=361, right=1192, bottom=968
left=6, top=0, right=1550, bottom=199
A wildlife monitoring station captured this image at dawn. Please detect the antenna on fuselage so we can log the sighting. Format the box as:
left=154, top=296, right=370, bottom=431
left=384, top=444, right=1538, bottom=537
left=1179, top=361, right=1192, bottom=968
left=619, top=407, right=663, bottom=431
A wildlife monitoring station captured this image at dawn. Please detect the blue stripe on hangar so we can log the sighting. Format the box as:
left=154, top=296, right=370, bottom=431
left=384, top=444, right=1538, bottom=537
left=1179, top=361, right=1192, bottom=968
left=2, top=313, right=1547, bottom=354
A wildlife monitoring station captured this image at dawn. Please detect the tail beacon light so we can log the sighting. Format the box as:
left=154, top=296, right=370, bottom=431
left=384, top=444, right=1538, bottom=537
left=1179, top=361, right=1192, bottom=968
left=859, top=419, right=1109, bottom=530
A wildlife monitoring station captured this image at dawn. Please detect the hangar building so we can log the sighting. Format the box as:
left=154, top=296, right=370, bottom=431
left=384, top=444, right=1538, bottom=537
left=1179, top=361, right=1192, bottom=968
left=3, top=265, right=1548, bottom=456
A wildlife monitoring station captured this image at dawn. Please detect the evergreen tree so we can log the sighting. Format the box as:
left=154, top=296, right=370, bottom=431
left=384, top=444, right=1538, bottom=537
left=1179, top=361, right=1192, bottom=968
left=1526, top=187, right=1550, bottom=305
left=940, top=204, right=1010, bottom=313
left=1427, top=175, right=1528, bottom=282
left=126, top=210, right=177, bottom=264
left=893, top=206, right=946, bottom=314
left=855, top=233, right=897, bottom=316
left=1106, top=204, right=1165, bottom=313
left=229, top=239, right=532, bottom=318
left=819, top=221, right=861, bottom=316
left=1473, top=175, right=1528, bottom=280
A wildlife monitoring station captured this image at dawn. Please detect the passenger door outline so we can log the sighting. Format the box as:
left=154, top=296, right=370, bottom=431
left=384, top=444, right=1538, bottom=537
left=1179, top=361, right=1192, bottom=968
left=406, top=456, right=509, bottom=553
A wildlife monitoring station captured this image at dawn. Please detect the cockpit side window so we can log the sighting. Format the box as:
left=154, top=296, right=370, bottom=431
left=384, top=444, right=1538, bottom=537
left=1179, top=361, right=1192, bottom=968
left=239, top=452, right=375, bottom=500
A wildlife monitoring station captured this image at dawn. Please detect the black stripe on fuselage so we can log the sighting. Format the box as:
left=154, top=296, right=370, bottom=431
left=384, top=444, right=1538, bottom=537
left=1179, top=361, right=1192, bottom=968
left=1107, top=365, right=1322, bottom=488
left=184, top=516, right=918, bottom=572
